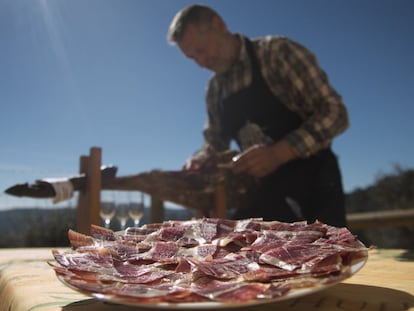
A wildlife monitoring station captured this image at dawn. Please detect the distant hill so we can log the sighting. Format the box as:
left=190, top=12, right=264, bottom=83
left=0, top=206, right=194, bottom=248
left=0, top=207, right=76, bottom=247
left=345, top=166, right=414, bottom=249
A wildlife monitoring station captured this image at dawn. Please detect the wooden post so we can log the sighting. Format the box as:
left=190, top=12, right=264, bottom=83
left=214, top=169, right=227, bottom=218
left=150, top=195, right=164, bottom=223
left=88, top=147, right=102, bottom=227
left=76, top=147, right=102, bottom=234
left=76, top=155, right=89, bottom=234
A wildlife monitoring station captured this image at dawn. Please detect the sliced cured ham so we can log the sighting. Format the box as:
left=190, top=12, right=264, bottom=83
left=50, top=218, right=368, bottom=305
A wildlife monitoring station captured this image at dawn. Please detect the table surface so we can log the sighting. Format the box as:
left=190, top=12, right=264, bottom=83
left=0, top=247, right=413, bottom=311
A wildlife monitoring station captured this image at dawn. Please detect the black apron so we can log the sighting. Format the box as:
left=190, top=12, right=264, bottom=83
left=219, top=37, right=346, bottom=227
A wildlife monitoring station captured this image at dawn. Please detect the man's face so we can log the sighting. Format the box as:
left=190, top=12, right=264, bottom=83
left=178, top=22, right=234, bottom=74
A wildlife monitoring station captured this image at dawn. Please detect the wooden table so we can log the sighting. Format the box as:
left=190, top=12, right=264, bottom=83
left=0, top=247, right=413, bottom=311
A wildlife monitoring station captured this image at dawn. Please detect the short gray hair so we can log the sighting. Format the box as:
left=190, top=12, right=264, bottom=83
left=167, top=4, right=221, bottom=44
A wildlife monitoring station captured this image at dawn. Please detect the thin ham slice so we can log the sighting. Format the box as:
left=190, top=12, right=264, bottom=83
left=188, top=253, right=259, bottom=280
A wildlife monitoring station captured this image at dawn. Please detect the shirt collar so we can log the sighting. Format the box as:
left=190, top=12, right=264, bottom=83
left=236, top=33, right=248, bottom=63
left=215, top=33, right=249, bottom=80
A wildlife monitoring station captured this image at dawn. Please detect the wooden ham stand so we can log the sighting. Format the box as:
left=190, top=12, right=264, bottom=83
left=76, top=147, right=227, bottom=234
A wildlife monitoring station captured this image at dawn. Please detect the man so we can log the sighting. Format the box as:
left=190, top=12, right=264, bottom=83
left=167, top=4, right=349, bottom=227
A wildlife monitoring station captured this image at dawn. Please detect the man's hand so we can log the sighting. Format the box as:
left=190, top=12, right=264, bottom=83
left=182, top=157, right=204, bottom=171
left=232, top=141, right=298, bottom=177
left=182, top=152, right=215, bottom=172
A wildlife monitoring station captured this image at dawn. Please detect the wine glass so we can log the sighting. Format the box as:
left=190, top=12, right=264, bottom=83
left=116, top=202, right=130, bottom=231
left=128, top=192, right=145, bottom=227
left=100, top=201, right=116, bottom=228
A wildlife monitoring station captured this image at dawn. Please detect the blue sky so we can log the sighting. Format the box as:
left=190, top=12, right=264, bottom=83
left=1, top=0, right=413, bottom=210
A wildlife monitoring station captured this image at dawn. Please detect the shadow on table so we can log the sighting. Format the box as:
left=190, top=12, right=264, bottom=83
left=62, top=299, right=134, bottom=310
left=278, top=283, right=414, bottom=311
left=62, top=283, right=414, bottom=311
left=397, top=249, right=414, bottom=261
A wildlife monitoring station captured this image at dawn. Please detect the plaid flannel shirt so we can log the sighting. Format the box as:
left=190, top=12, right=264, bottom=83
left=194, top=34, right=349, bottom=160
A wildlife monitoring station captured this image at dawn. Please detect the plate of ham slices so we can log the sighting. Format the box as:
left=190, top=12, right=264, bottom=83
left=50, top=218, right=368, bottom=309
